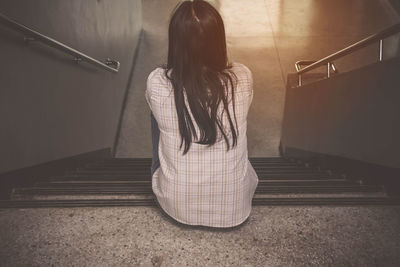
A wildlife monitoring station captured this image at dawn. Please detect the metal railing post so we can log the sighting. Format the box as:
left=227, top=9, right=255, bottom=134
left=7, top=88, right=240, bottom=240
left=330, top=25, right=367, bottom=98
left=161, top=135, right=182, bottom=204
left=327, top=62, right=331, bottom=78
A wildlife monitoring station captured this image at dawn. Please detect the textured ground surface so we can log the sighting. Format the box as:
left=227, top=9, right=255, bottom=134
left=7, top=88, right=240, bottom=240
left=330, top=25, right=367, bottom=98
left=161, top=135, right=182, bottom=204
left=1, top=205, right=400, bottom=266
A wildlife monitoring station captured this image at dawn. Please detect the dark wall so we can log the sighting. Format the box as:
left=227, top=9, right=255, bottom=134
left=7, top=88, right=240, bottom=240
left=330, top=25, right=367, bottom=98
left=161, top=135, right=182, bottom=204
left=0, top=0, right=142, bottom=174
left=281, top=57, right=400, bottom=168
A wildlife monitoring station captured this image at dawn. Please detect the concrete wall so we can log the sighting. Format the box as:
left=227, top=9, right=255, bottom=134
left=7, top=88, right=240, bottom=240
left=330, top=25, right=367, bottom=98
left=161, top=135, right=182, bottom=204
left=281, top=57, right=400, bottom=168
left=116, top=0, right=398, bottom=158
left=0, top=0, right=142, bottom=174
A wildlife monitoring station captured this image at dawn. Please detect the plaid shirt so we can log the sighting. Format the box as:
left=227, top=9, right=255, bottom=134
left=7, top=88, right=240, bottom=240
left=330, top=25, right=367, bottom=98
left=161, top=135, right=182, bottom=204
left=145, top=62, right=259, bottom=227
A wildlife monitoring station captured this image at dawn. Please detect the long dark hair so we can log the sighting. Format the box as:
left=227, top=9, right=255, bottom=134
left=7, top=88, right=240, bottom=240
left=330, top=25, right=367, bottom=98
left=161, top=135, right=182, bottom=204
left=166, top=0, right=238, bottom=155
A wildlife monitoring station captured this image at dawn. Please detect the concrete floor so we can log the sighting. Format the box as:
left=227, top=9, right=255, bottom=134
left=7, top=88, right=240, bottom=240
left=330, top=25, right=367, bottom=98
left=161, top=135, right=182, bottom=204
left=1, top=206, right=400, bottom=266
left=116, top=0, right=398, bottom=158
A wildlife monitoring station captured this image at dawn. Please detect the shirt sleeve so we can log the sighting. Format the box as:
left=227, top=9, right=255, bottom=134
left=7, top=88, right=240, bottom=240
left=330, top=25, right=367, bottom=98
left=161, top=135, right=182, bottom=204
left=145, top=69, right=159, bottom=111
left=239, top=63, right=254, bottom=107
left=247, top=66, right=254, bottom=105
left=145, top=87, right=152, bottom=111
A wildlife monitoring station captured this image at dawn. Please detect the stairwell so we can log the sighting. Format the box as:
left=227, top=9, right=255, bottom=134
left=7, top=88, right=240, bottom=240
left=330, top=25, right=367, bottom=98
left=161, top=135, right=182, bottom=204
left=1, top=1, right=400, bottom=266
left=2, top=157, right=399, bottom=208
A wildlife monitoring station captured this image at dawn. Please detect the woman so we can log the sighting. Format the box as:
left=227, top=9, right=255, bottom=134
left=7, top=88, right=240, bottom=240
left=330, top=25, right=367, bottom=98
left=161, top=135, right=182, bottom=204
left=145, top=0, right=258, bottom=229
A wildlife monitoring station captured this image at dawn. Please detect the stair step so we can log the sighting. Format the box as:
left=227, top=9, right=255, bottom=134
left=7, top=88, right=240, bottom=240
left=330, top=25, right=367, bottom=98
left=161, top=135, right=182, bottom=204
left=23, top=194, right=156, bottom=200
left=2, top=196, right=400, bottom=209
left=49, top=173, right=341, bottom=181
left=254, top=192, right=387, bottom=198
left=39, top=179, right=356, bottom=186
left=105, top=157, right=289, bottom=160
left=252, top=196, right=400, bottom=205
left=12, top=191, right=387, bottom=201
left=4, top=157, right=395, bottom=208
left=96, top=157, right=293, bottom=164
left=82, top=165, right=307, bottom=171
left=65, top=170, right=329, bottom=176
left=11, top=184, right=384, bottom=197
left=86, top=161, right=300, bottom=166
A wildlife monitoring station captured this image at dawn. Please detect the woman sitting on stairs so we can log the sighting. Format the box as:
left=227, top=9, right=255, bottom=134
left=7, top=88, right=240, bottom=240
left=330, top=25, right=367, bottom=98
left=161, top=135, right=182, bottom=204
left=145, top=0, right=258, bottom=229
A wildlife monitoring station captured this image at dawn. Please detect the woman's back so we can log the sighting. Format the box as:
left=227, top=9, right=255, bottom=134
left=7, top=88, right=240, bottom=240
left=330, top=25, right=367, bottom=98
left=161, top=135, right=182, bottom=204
left=146, top=62, right=259, bottom=227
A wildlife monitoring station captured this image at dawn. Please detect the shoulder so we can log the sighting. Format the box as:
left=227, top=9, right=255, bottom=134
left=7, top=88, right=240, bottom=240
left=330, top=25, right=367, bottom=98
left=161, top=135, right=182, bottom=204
left=147, top=67, right=168, bottom=84
left=146, top=67, right=172, bottom=96
left=229, top=62, right=253, bottom=91
left=230, top=62, right=252, bottom=81
left=231, top=62, right=251, bottom=75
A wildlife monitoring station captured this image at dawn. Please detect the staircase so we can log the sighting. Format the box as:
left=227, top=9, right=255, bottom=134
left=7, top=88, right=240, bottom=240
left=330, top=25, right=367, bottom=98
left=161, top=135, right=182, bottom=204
left=1, top=157, right=399, bottom=208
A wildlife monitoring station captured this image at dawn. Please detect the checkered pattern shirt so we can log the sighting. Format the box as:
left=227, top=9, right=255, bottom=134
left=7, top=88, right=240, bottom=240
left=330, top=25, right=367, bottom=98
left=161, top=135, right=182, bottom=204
left=145, top=62, right=259, bottom=227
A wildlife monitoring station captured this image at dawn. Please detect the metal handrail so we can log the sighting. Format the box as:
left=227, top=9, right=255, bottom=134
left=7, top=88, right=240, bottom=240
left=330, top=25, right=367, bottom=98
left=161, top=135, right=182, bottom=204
left=295, top=60, right=339, bottom=86
left=296, top=22, right=400, bottom=86
left=295, top=60, right=338, bottom=73
left=0, top=12, right=120, bottom=73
